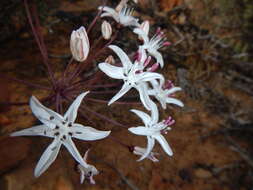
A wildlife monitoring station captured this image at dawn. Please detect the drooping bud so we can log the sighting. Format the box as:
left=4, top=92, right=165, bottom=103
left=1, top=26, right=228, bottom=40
left=101, top=21, right=112, bottom=40
left=133, top=146, right=159, bottom=162
left=105, top=55, right=115, bottom=64
left=70, top=26, right=90, bottom=62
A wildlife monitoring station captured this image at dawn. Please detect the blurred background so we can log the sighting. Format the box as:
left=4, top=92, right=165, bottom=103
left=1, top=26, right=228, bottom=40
left=0, top=0, right=253, bottom=189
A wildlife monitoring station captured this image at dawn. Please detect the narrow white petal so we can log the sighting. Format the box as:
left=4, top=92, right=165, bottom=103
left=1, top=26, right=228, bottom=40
left=165, top=97, right=184, bottom=107
left=150, top=101, right=159, bottom=124
left=34, top=139, right=61, bottom=177
left=30, top=96, right=63, bottom=128
left=137, top=84, right=153, bottom=110
left=63, top=137, right=89, bottom=168
left=133, top=28, right=149, bottom=44
left=153, top=134, right=173, bottom=156
left=108, top=83, right=131, bottom=105
left=137, top=136, right=155, bottom=161
left=64, top=92, right=89, bottom=123
left=160, top=99, right=167, bottom=109
left=83, top=149, right=90, bottom=161
left=138, top=72, right=164, bottom=82
left=80, top=170, right=85, bottom=184
left=10, top=125, right=53, bottom=138
left=150, top=79, right=159, bottom=89
left=108, top=45, right=132, bottom=72
left=98, top=6, right=117, bottom=16
left=71, top=124, right=111, bottom=141
left=165, top=87, right=182, bottom=95
left=98, top=62, right=124, bottom=79
left=128, top=126, right=154, bottom=136
left=130, top=109, right=151, bottom=126
left=148, top=49, right=164, bottom=68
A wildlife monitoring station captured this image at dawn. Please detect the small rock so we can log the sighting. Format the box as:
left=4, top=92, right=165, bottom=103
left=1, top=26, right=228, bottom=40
left=194, top=168, right=212, bottom=179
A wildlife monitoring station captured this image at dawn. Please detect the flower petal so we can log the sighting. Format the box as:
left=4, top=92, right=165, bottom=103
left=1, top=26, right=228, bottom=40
left=150, top=101, right=159, bottom=124
left=137, top=84, right=153, bottom=110
left=137, top=136, right=155, bottom=161
left=34, top=138, right=61, bottom=177
left=10, top=125, right=53, bottom=138
left=130, top=109, right=151, bottom=126
left=98, top=6, right=117, bottom=17
left=64, top=92, right=89, bottom=123
left=148, top=49, right=164, bottom=68
left=133, top=28, right=149, bottom=44
left=30, top=96, right=63, bottom=128
left=128, top=126, right=154, bottom=136
left=153, top=134, right=173, bottom=156
left=138, top=72, right=164, bottom=82
left=165, top=97, right=184, bottom=107
left=108, top=83, right=131, bottom=105
left=98, top=62, right=124, bottom=79
left=79, top=168, right=85, bottom=184
left=63, top=137, right=89, bottom=167
left=165, top=87, right=182, bottom=95
left=108, top=45, right=132, bottom=72
left=71, top=124, right=111, bottom=141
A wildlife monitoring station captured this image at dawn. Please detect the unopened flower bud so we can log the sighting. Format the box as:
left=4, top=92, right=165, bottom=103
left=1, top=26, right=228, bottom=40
left=101, top=21, right=112, bottom=40
left=105, top=55, right=115, bottom=64
left=70, top=26, right=90, bottom=62
left=133, top=146, right=159, bottom=162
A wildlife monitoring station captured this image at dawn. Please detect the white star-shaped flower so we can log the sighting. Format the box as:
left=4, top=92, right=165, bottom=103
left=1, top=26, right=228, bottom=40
left=148, top=79, right=184, bottom=109
left=98, top=5, right=140, bottom=27
left=78, top=149, right=99, bottom=185
left=133, top=27, right=171, bottom=68
left=132, top=146, right=159, bottom=162
left=128, top=106, right=174, bottom=161
left=98, top=45, right=164, bottom=110
left=10, top=92, right=111, bottom=177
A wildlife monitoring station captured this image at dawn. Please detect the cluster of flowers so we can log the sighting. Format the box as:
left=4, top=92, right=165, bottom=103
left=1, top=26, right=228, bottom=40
left=10, top=0, right=183, bottom=185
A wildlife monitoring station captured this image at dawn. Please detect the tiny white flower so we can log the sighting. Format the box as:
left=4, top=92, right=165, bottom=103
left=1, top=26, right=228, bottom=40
left=98, top=45, right=164, bottom=110
left=70, top=26, right=90, bottom=62
left=148, top=79, right=184, bottom=109
left=133, top=27, right=171, bottom=68
left=101, top=21, right=112, bottom=40
left=98, top=5, right=140, bottom=27
left=78, top=149, right=99, bottom=185
left=11, top=92, right=110, bottom=177
left=133, top=146, right=159, bottom=162
left=128, top=106, right=174, bottom=161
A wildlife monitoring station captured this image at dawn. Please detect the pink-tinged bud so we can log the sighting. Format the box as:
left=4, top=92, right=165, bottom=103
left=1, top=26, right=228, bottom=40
left=101, top=21, right=112, bottom=40
left=105, top=55, right=115, bottom=64
left=163, top=41, right=171, bottom=46
left=144, top=56, right=152, bottom=67
left=136, top=50, right=142, bottom=62
left=155, top=27, right=161, bottom=34
left=70, top=26, right=90, bottom=62
left=163, top=80, right=174, bottom=90
left=164, top=116, right=175, bottom=126
left=147, top=63, right=159, bottom=72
